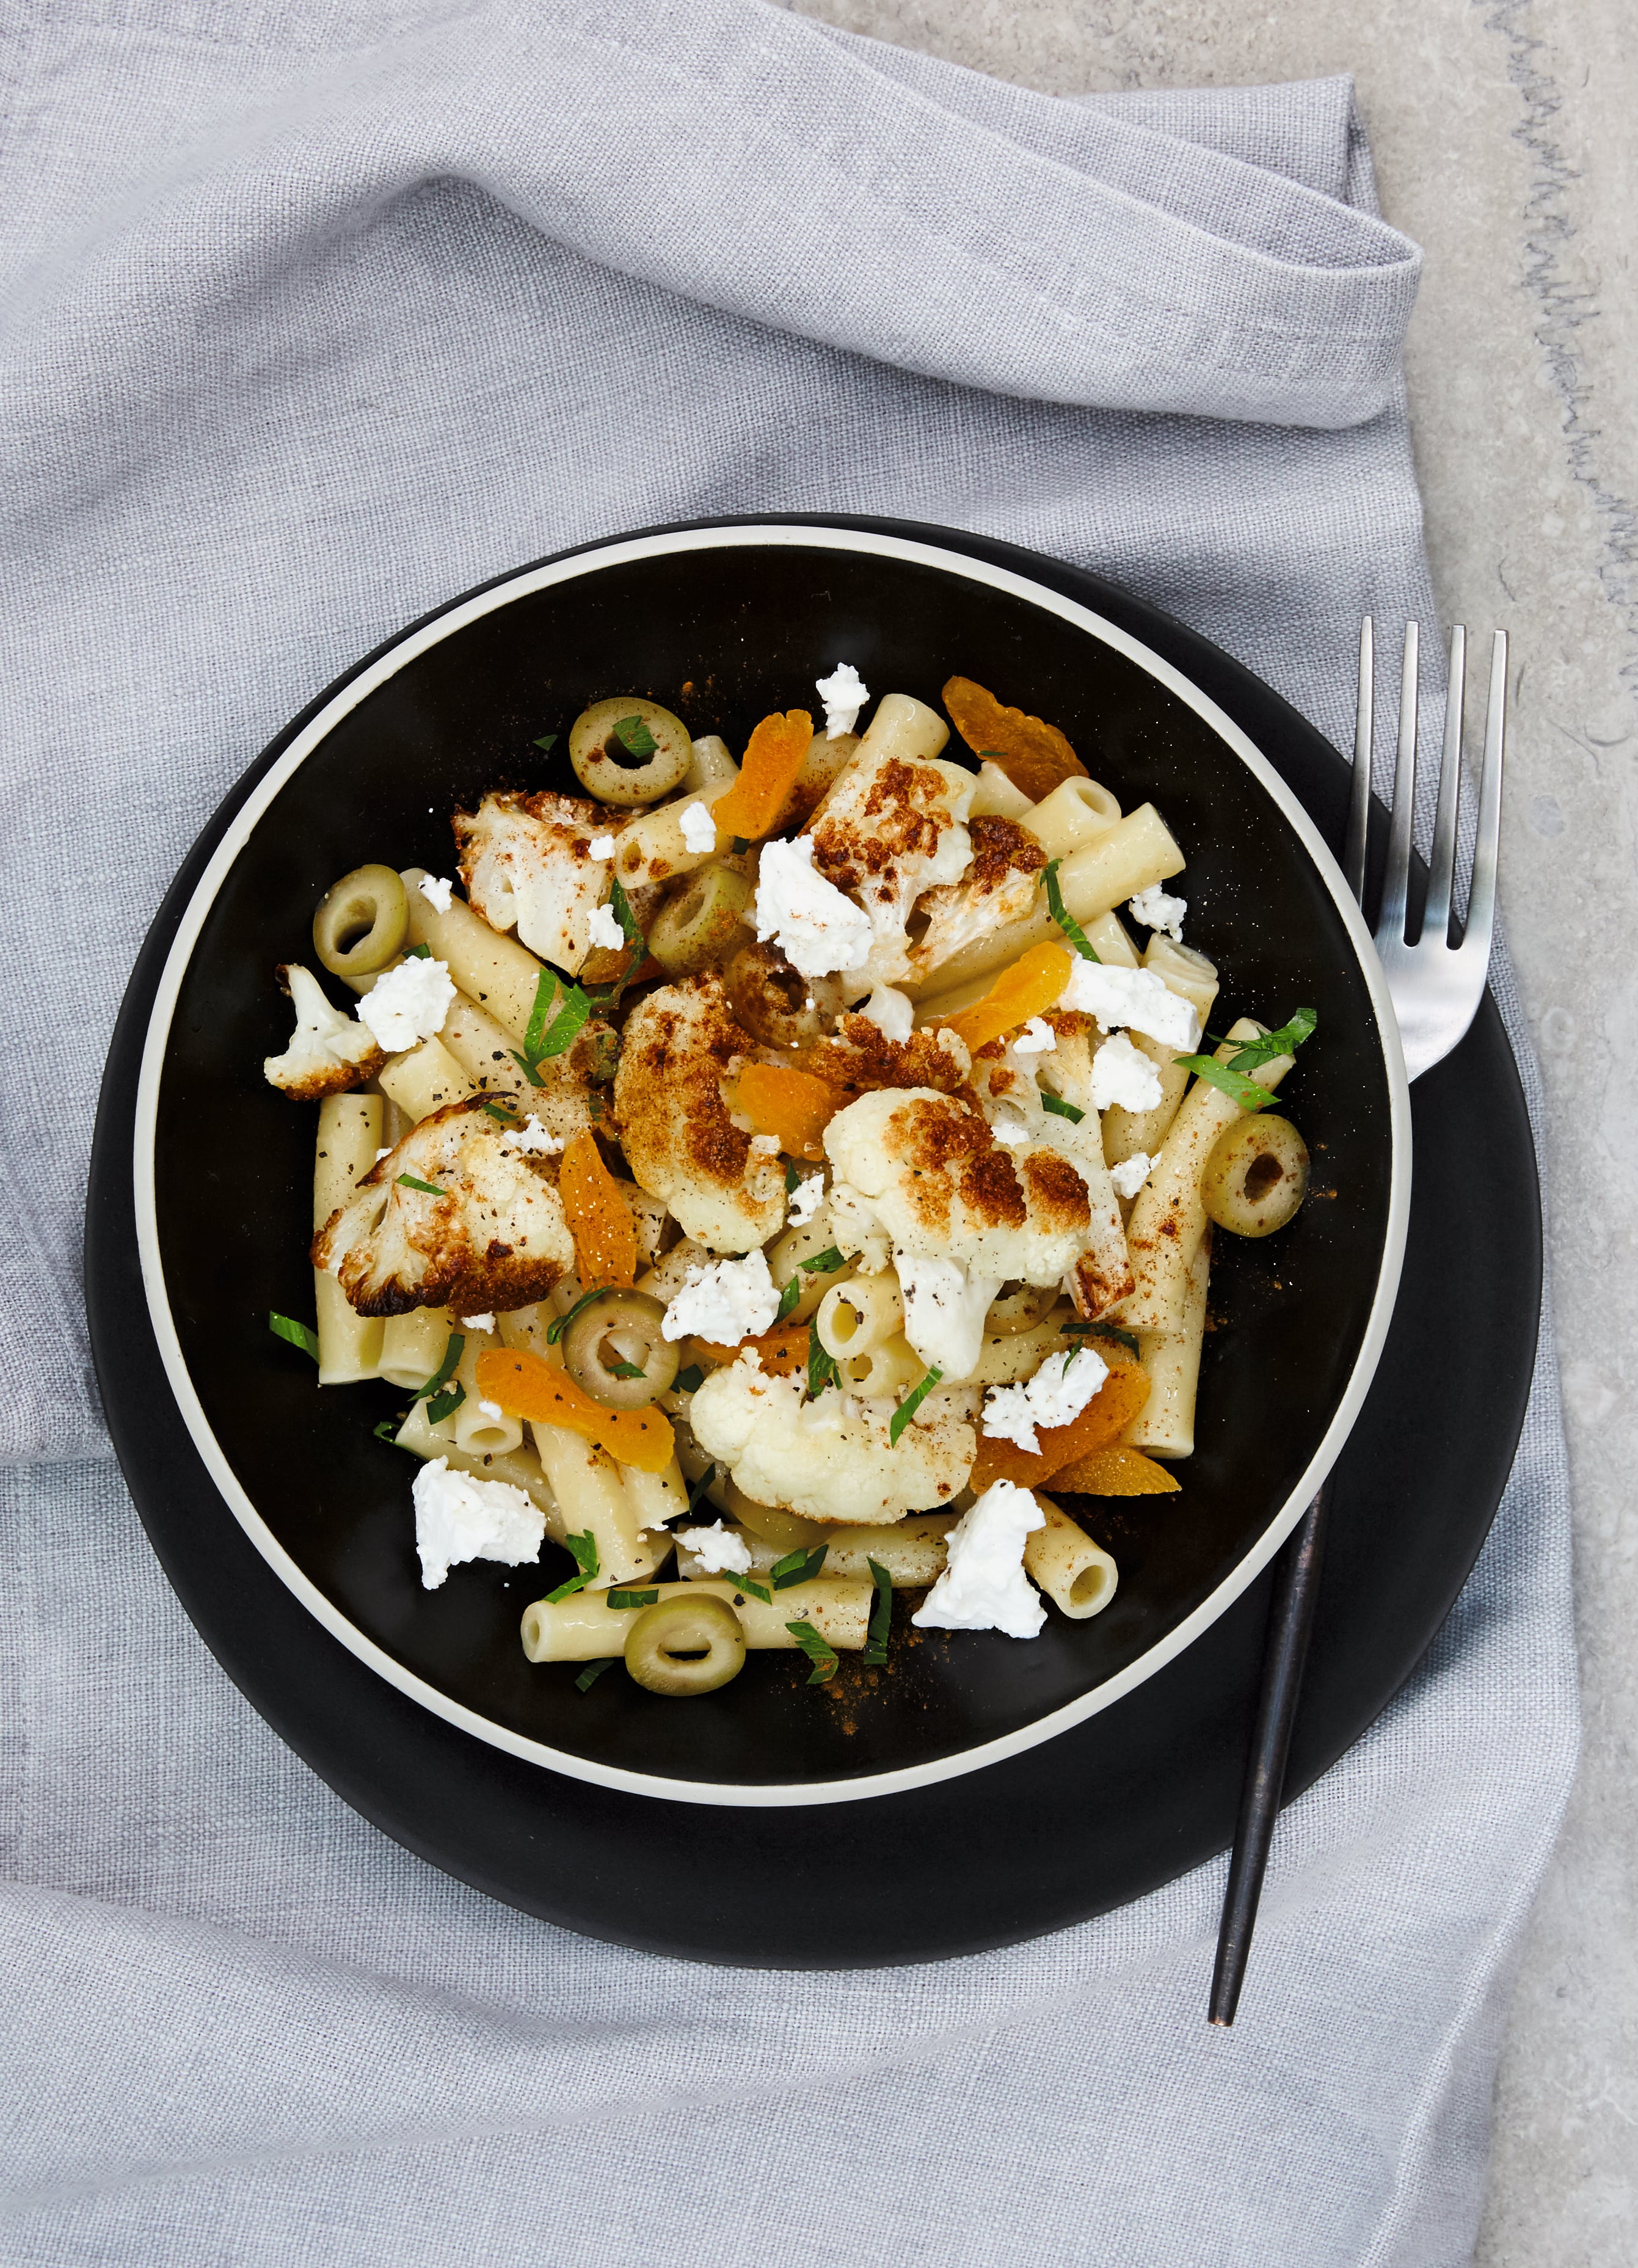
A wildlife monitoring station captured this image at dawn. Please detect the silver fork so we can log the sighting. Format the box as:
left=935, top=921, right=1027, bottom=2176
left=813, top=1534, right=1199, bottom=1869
left=1210, top=615, right=1509, bottom=2026
left=1345, top=618, right=1508, bottom=1076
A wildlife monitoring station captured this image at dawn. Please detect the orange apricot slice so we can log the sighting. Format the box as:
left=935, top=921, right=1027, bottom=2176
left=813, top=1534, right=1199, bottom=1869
left=706, top=710, right=815, bottom=845
left=942, top=941, right=1073, bottom=1057
left=558, top=1129, right=637, bottom=1289
left=735, top=1060, right=836, bottom=1160
left=968, top=1347, right=1152, bottom=1494
left=942, top=676, right=1087, bottom=801
left=475, top=1346, right=674, bottom=1472
left=1050, top=1445, right=1181, bottom=1497
left=686, top=1320, right=812, bottom=1377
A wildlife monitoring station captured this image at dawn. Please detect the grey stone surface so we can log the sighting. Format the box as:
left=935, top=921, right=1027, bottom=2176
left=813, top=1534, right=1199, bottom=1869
left=787, top=2, right=1636, bottom=2256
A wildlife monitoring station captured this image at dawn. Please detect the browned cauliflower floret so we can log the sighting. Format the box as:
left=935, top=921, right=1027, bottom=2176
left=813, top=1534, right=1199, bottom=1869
left=263, top=964, right=385, bottom=1101
left=453, top=790, right=621, bottom=974
left=613, top=977, right=785, bottom=1253
left=311, top=1096, right=575, bottom=1318
left=910, top=815, right=1046, bottom=981
left=808, top=746, right=974, bottom=987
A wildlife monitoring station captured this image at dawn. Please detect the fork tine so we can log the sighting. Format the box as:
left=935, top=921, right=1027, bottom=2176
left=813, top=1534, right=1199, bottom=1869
left=1344, top=618, right=1372, bottom=903
left=1378, top=621, right=1419, bottom=942
left=1461, top=630, right=1507, bottom=961
left=1422, top=625, right=1466, bottom=941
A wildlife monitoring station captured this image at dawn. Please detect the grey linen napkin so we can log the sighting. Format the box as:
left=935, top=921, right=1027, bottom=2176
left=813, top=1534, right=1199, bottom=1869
left=0, top=5, right=1575, bottom=2263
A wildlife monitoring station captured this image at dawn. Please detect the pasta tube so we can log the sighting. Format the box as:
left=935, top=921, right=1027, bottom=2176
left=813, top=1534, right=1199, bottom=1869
left=1125, top=1227, right=1211, bottom=1459
left=1101, top=938, right=1221, bottom=1170
left=498, top=1307, right=668, bottom=1584
left=450, top=1329, right=525, bottom=1458
left=1025, top=776, right=1121, bottom=861
left=815, top=1272, right=903, bottom=1362
left=394, top=1398, right=565, bottom=1534
left=313, top=1095, right=384, bottom=1384
left=379, top=1306, right=457, bottom=1391
left=677, top=1515, right=954, bottom=1588
left=969, top=761, right=1033, bottom=820
left=377, top=1036, right=476, bottom=1123
left=520, top=1577, right=873, bottom=1663
left=682, top=734, right=739, bottom=795
left=1022, top=1493, right=1118, bottom=1618
left=401, top=870, right=547, bottom=1041
left=440, top=991, right=530, bottom=1098
left=609, top=774, right=740, bottom=895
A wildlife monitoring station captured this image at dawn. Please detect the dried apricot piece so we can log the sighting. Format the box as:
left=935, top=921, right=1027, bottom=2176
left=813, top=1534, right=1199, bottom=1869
left=706, top=710, right=815, bottom=845
left=942, top=677, right=1087, bottom=801
left=968, top=1346, right=1151, bottom=1493
left=685, top=1320, right=811, bottom=1377
left=735, top=1060, right=836, bottom=1161
left=558, top=1129, right=638, bottom=1289
left=475, top=1346, right=674, bottom=1472
left=1050, top=1445, right=1181, bottom=1496
left=941, top=941, right=1073, bottom=1057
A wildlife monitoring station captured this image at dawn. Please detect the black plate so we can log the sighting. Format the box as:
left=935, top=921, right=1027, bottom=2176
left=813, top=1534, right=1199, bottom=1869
left=88, top=519, right=1538, bottom=1961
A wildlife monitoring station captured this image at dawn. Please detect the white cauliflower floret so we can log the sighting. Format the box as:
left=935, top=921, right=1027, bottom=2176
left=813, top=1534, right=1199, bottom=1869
left=311, top=1096, right=575, bottom=1317
left=823, top=1087, right=1094, bottom=1379
left=613, top=978, right=785, bottom=1253
left=453, top=790, right=621, bottom=974
left=809, top=743, right=975, bottom=988
left=910, top=814, right=1047, bottom=980
left=690, top=1356, right=974, bottom=1526
left=263, top=964, right=385, bottom=1101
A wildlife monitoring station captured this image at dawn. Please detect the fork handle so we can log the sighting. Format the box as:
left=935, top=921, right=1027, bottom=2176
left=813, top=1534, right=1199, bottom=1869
left=1208, top=1480, right=1332, bottom=2026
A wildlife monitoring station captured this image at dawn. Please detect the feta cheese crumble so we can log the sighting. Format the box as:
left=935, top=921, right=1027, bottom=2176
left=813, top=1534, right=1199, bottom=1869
left=1059, top=960, right=1201, bottom=1050
left=661, top=1248, right=781, bottom=1344
left=1110, top=1151, right=1155, bottom=1199
left=501, top=1114, right=564, bottom=1156
left=1090, top=1032, right=1164, bottom=1112
left=754, top=834, right=873, bottom=979
left=412, top=1458, right=545, bottom=1590
left=586, top=899, right=625, bottom=950
left=355, top=955, right=456, bottom=1052
left=677, top=1520, right=753, bottom=1575
left=417, top=873, right=454, bottom=914
left=1129, top=883, right=1187, bottom=943
left=786, top=1173, right=825, bottom=1226
left=588, top=832, right=616, bottom=860
left=457, top=1311, right=496, bottom=1332
left=749, top=1132, right=781, bottom=1155
left=1012, top=1016, right=1057, bottom=1055
left=678, top=800, right=718, bottom=855
left=478, top=1398, right=504, bottom=1420
left=912, top=1478, right=1046, bottom=1639
left=859, top=985, right=914, bottom=1042
left=991, top=1114, right=1032, bottom=1147
left=982, top=1344, right=1109, bottom=1454
left=815, top=660, right=869, bottom=738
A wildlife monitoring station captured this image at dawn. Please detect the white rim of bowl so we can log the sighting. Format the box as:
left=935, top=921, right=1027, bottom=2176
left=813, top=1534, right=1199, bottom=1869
left=134, top=522, right=1411, bottom=1810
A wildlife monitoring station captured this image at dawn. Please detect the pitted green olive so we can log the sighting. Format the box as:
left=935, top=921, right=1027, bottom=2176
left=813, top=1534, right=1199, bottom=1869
left=624, top=1593, right=746, bottom=1696
left=569, top=697, right=693, bottom=806
left=562, top=1290, right=679, bottom=1409
left=647, top=864, right=753, bottom=975
left=1200, top=1114, right=1311, bottom=1238
left=724, top=940, right=845, bottom=1046
left=311, top=864, right=409, bottom=978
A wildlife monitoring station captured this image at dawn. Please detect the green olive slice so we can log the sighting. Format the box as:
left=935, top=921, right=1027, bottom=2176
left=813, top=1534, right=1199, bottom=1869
left=311, top=864, right=409, bottom=978
left=624, top=1593, right=746, bottom=1696
left=569, top=697, right=693, bottom=806
left=1200, top=1113, right=1311, bottom=1238
left=724, top=941, right=844, bottom=1046
left=647, top=863, right=753, bottom=976
left=561, top=1289, right=679, bottom=1407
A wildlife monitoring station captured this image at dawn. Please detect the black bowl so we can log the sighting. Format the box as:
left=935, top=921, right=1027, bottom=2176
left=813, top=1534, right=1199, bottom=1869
left=132, top=523, right=1408, bottom=1804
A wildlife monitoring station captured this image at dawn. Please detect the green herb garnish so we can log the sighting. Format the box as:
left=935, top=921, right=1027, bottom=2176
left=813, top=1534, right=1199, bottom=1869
left=785, top=1161, right=801, bottom=1194
left=864, top=1558, right=893, bottom=1665
left=481, top=1099, right=519, bottom=1124
left=773, top=1245, right=848, bottom=1324
left=412, top=1332, right=465, bottom=1406
left=1040, top=1092, right=1085, bottom=1124
left=600, top=876, right=647, bottom=999
left=533, top=733, right=559, bottom=753
left=673, top=1365, right=704, bottom=1395
left=545, top=1531, right=600, bottom=1603
left=1174, top=1010, right=1317, bottom=1114
left=807, top=1319, right=842, bottom=1398
left=426, top=1379, right=466, bottom=1424
left=719, top=1568, right=773, bottom=1604
left=609, top=1586, right=660, bottom=1610
left=612, top=713, right=659, bottom=759
left=396, top=1173, right=445, bottom=1197
left=574, top=1655, right=616, bottom=1690
left=1040, top=858, right=1100, bottom=963
left=1064, top=1318, right=1141, bottom=1357
left=607, top=1360, right=646, bottom=1380
left=268, top=1311, right=320, bottom=1362
left=888, top=1367, right=943, bottom=1446
left=547, top=1288, right=605, bottom=1346
left=685, top=1463, right=719, bottom=1517
left=771, top=1544, right=829, bottom=1590
left=786, top=1620, right=839, bottom=1683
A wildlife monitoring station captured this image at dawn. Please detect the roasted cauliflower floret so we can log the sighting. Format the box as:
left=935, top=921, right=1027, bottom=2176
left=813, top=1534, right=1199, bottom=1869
left=690, top=1355, right=975, bottom=1525
left=263, top=963, right=385, bottom=1101
left=453, top=790, right=621, bottom=974
left=311, top=1096, right=575, bottom=1318
left=910, top=814, right=1046, bottom=980
left=824, top=1087, right=1094, bottom=1379
left=613, top=977, right=785, bottom=1253
left=809, top=746, right=975, bottom=988
left=796, top=1010, right=974, bottom=1110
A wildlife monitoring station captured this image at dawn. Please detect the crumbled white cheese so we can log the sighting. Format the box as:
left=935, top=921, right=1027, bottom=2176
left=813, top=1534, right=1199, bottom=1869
left=412, top=1458, right=545, bottom=1590
left=1012, top=1017, right=1057, bottom=1055
left=1110, top=1151, right=1155, bottom=1200
left=859, top=984, right=914, bottom=1042
left=990, top=1114, right=1032, bottom=1147
left=749, top=1133, right=781, bottom=1155
left=501, top=1114, right=564, bottom=1156
left=679, top=800, right=718, bottom=855
left=661, top=1248, right=781, bottom=1344
left=478, top=1398, right=504, bottom=1420
left=911, top=1478, right=1046, bottom=1639
left=1090, top=1032, right=1164, bottom=1112
left=755, top=834, right=873, bottom=980
left=982, top=1344, right=1110, bottom=1454
left=588, top=832, right=616, bottom=860
left=355, top=956, right=456, bottom=1052
left=1060, top=960, right=1200, bottom=1049
left=459, top=1311, right=496, bottom=1332
left=375, top=1147, right=391, bottom=1162
left=815, top=660, right=869, bottom=739
left=1129, top=883, right=1187, bottom=943
left=787, top=1173, right=825, bottom=1226
left=586, top=899, right=625, bottom=950
left=894, top=1252, right=1002, bottom=1382
left=677, top=1520, right=753, bottom=1574
left=418, top=874, right=454, bottom=914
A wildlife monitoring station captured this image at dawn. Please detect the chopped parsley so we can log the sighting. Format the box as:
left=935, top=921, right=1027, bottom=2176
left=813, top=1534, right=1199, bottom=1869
left=889, top=1367, right=943, bottom=1446
left=607, top=1359, right=646, bottom=1380
left=405, top=942, right=432, bottom=960
left=545, top=1531, right=600, bottom=1603
left=574, top=1656, right=617, bottom=1691
left=396, top=1173, right=445, bottom=1197
left=412, top=1333, right=465, bottom=1424
left=533, top=732, right=559, bottom=753
left=673, top=1365, right=705, bottom=1395
left=685, top=1463, right=719, bottom=1517
left=771, top=1544, right=829, bottom=1589
left=547, top=1288, right=606, bottom=1345
left=1040, top=858, right=1100, bottom=963
left=1040, top=1092, right=1085, bottom=1124
left=268, top=1311, right=320, bottom=1362
left=807, top=1319, right=842, bottom=1398
left=786, top=1619, right=839, bottom=1683
left=1174, top=1009, right=1317, bottom=1113
left=785, top=1161, right=801, bottom=1194
left=864, top=1558, right=893, bottom=1665
left=721, top=1569, right=773, bottom=1605
left=608, top=1587, right=660, bottom=1610
left=372, top=1415, right=411, bottom=1445
left=612, top=713, right=659, bottom=759
left=1065, top=1317, right=1141, bottom=1357
left=480, top=1099, right=519, bottom=1124
left=773, top=1245, right=848, bottom=1324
